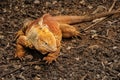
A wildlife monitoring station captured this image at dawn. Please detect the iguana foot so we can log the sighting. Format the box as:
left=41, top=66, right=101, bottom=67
left=43, top=56, right=57, bottom=64
left=43, top=49, right=59, bottom=64
left=15, top=44, right=25, bottom=60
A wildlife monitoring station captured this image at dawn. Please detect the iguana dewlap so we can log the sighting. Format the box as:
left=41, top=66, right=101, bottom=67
left=15, top=10, right=120, bottom=64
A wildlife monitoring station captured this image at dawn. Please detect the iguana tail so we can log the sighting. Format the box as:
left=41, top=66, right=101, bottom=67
left=53, top=10, right=120, bottom=24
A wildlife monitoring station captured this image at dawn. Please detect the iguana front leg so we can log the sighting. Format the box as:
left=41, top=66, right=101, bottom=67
left=43, top=47, right=60, bottom=64
left=15, top=35, right=33, bottom=59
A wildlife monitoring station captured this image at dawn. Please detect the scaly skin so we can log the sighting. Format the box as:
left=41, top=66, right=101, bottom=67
left=15, top=10, right=120, bottom=64
left=15, top=14, right=62, bottom=64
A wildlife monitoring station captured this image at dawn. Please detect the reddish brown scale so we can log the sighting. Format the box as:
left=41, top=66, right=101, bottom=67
left=43, top=14, right=61, bottom=35
left=25, top=18, right=40, bottom=34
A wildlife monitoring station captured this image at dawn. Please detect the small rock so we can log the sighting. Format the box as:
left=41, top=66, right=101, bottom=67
left=53, top=76, right=57, bottom=80
left=1, top=17, right=5, bottom=21
left=25, top=55, right=33, bottom=61
left=114, top=59, right=118, bottom=62
left=96, top=74, right=100, bottom=78
left=80, top=0, right=86, bottom=5
left=118, top=73, right=120, bottom=77
left=66, top=46, right=72, bottom=50
left=11, top=74, right=16, bottom=80
left=46, top=2, right=51, bottom=7
left=1, top=78, right=5, bottom=80
left=71, top=39, right=77, bottom=43
left=19, top=72, right=26, bottom=80
left=88, top=45, right=99, bottom=50
left=15, top=6, right=19, bottom=11
left=90, top=30, right=97, bottom=34
left=34, top=76, right=41, bottom=80
left=13, top=64, right=21, bottom=69
left=52, top=1, right=57, bottom=4
left=108, top=62, right=112, bottom=65
left=75, top=57, right=80, bottom=61
left=3, top=9, right=7, bottom=12
left=34, top=65, right=41, bottom=70
left=87, top=5, right=93, bottom=9
left=113, top=46, right=117, bottom=49
left=90, top=30, right=98, bottom=39
left=91, top=34, right=98, bottom=39
left=34, top=0, right=40, bottom=4
left=34, top=74, right=41, bottom=80
left=59, top=77, right=63, bottom=80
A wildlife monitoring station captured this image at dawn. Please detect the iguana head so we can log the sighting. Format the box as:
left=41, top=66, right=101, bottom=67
left=34, top=26, right=57, bottom=54
left=24, top=16, right=58, bottom=54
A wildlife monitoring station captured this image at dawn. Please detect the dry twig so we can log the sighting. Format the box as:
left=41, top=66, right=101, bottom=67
left=84, top=0, right=117, bottom=31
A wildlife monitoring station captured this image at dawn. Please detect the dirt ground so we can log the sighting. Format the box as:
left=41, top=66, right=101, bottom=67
left=0, top=0, right=120, bottom=80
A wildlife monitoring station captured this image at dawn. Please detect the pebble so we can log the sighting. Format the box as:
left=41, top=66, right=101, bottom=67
left=25, top=55, right=33, bottom=61
left=34, top=65, right=41, bottom=70
left=75, top=57, right=80, bottom=61
left=87, top=5, right=93, bottom=9
left=88, top=45, right=99, bottom=49
left=0, top=34, right=4, bottom=39
left=80, top=0, right=86, bottom=5
left=59, top=77, right=63, bottom=80
left=19, top=72, right=26, bottom=80
left=11, top=74, right=16, bottom=80
left=96, top=74, right=100, bottom=78
left=52, top=1, right=57, bottom=4
left=66, top=46, right=72, bottom=50
left=90, top=30, right=97, bottom=34
left=113, top=46, right=117, bottom=49
left=34, top=0, right=40, bottom=4
left=118, top=73, right=120, bottom=77
left=34, top=76, right=41, bottom=80
left=13, top=64, right=21, bottom=69
left=3, top=9, right=7, bottom=12
left=46, top=2, right=51, bottom=7
left=1, top=78, right=5, bottom=80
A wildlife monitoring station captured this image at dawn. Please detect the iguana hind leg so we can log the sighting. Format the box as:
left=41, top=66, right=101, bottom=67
left=59, top=23, right=79, bottom=38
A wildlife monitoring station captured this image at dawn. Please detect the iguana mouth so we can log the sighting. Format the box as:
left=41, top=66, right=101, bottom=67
left=39, top=47, right=57, bottom=54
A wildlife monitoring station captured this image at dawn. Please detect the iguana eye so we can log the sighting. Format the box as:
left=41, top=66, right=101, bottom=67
left=44, top=42, right=48, bottom=45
